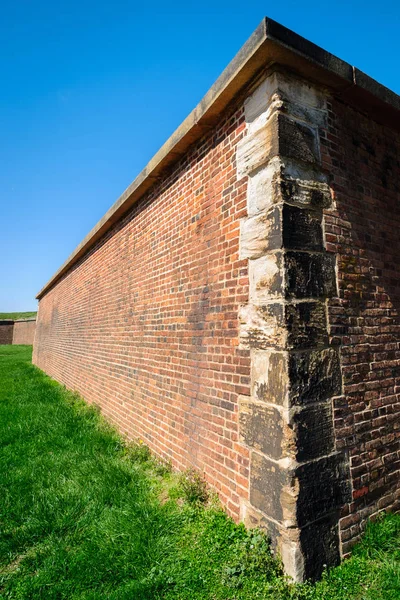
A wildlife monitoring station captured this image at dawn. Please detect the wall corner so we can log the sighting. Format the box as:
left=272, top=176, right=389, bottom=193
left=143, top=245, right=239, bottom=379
left=236, top=69, right=351, bottom=581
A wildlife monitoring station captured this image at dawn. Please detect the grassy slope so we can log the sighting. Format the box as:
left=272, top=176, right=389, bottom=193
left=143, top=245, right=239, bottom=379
left=0, top=345, right=398, bottom=599
left=0, top=312, right=37, bottom=321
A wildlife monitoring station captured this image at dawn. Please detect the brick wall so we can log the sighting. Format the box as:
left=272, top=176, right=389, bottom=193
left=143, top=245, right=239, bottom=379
left=33, top=101, right=252, bottom=520
left=0, top=319, right=37, bottom=345
left=33, top=60, right=400, bottom=580
left=0, top=321, right=14, bottom=344
left=322, top=99, right=400, bottom=554
left=12, top=319, right=37, bottom=345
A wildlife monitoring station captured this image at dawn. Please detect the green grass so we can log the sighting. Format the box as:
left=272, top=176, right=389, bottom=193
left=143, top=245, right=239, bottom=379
left=0, top=312, right=36, bottom=321
left=0, top=346, right=399, bottom=599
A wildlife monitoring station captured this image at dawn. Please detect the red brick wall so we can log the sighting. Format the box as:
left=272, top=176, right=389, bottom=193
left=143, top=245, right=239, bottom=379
left=322, top=99, right=400, bottom=553
left=0, top=321, right=14, bottom=345
left=34, top=77, right=400, bottom=546
left=13, top=319, right=36, bottom=345
left=33, top=102, right=251, bottom=519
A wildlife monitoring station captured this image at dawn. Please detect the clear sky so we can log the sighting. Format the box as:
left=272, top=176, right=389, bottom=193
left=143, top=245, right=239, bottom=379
left=1, top=1, right=399, bottom=311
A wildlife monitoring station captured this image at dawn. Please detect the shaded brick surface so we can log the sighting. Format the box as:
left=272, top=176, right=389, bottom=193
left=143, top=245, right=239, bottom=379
left=322, top=99, right=400, bottom=553
left=33, top=101, right=251, bottom=520
left=0, top=321, right=14, bottom=345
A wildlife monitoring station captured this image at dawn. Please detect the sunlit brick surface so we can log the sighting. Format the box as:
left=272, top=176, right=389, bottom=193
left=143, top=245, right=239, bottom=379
left=34, top=103, right=251, bottom=520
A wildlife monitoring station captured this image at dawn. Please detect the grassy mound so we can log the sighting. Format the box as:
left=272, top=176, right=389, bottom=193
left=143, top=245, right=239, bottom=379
left=0, top=312, right=37, bottom=321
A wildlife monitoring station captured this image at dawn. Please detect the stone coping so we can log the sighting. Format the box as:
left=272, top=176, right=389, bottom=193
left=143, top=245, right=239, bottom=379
left=0, top=318, right=36, bottom=324
left=14, top=318, right=37, bottom=322
left=36, top=17, right=400, bottom=300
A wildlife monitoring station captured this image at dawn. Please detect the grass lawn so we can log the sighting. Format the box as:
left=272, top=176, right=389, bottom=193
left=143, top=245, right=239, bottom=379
left=0, top=313, right=37, bottom=321
left=0, top=346, right=399, bottom=599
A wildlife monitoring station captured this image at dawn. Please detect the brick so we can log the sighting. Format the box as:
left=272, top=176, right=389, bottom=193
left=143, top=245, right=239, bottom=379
left=321, top=95, right=400, bottom=553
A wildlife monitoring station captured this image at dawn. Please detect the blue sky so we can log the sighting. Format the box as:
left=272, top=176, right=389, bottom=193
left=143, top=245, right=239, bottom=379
left=1, top=1, right=399, bottom=311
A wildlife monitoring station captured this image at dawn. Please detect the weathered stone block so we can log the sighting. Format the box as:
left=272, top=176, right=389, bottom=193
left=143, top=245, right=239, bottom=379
left=244, top=74, right=279, bottom=126
left=240, top=301, right=328, bottom=350
left=249, top=251, right=336, bottom=302
left=251, top=349, right=289, bottom=404
left=280, top=96, right=328, bottom=129
left=250, top=451, right=351, bottom=526
left=285, top=251, right=337, bottom=298
left=295, top=454, right=352, bottom=526
left=247, top=158, right=332, bottom=217
left=280, top=514, right=341, bottom=582
left=250, top=451, right=290, bottom=522
left=244, top=70, right=327, bottom=129
left=241, top=205, right=324, bottom=260
left=240, top=206, right=281, bottom=259
left=237, top=114, right=279, bottom=178
left=242, top=503, right=341, bottom=582
left=239, top=400, right=286, bottom=460
left=239, top=303, right=286, bottom=350
left=285, top=301, right=328, bottom=349
left=250, top=347, right=341, bottom=408
left=289, top=348, right=342, bottom=405
left=247, top=158, right=281, bottom=216
left=299, top=516, right=341, bottom=580
left=279, top=166, right=332, bottom=208
left=278, top=113, right=320, bottom=164
left=282, top=204, right=324, bottom=251
left=249, top=253, right=284, bottom=301
left=240, top=500, right=281, bottom=548
left=293, top=402, right=335, bottom=461
left=240, top=398, right=334, bottom=462
left=237, top=112, right=320, bottom=178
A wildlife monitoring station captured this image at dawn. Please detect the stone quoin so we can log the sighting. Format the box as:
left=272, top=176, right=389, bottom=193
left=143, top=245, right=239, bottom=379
left=33, top=18, right=400, bottom=581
